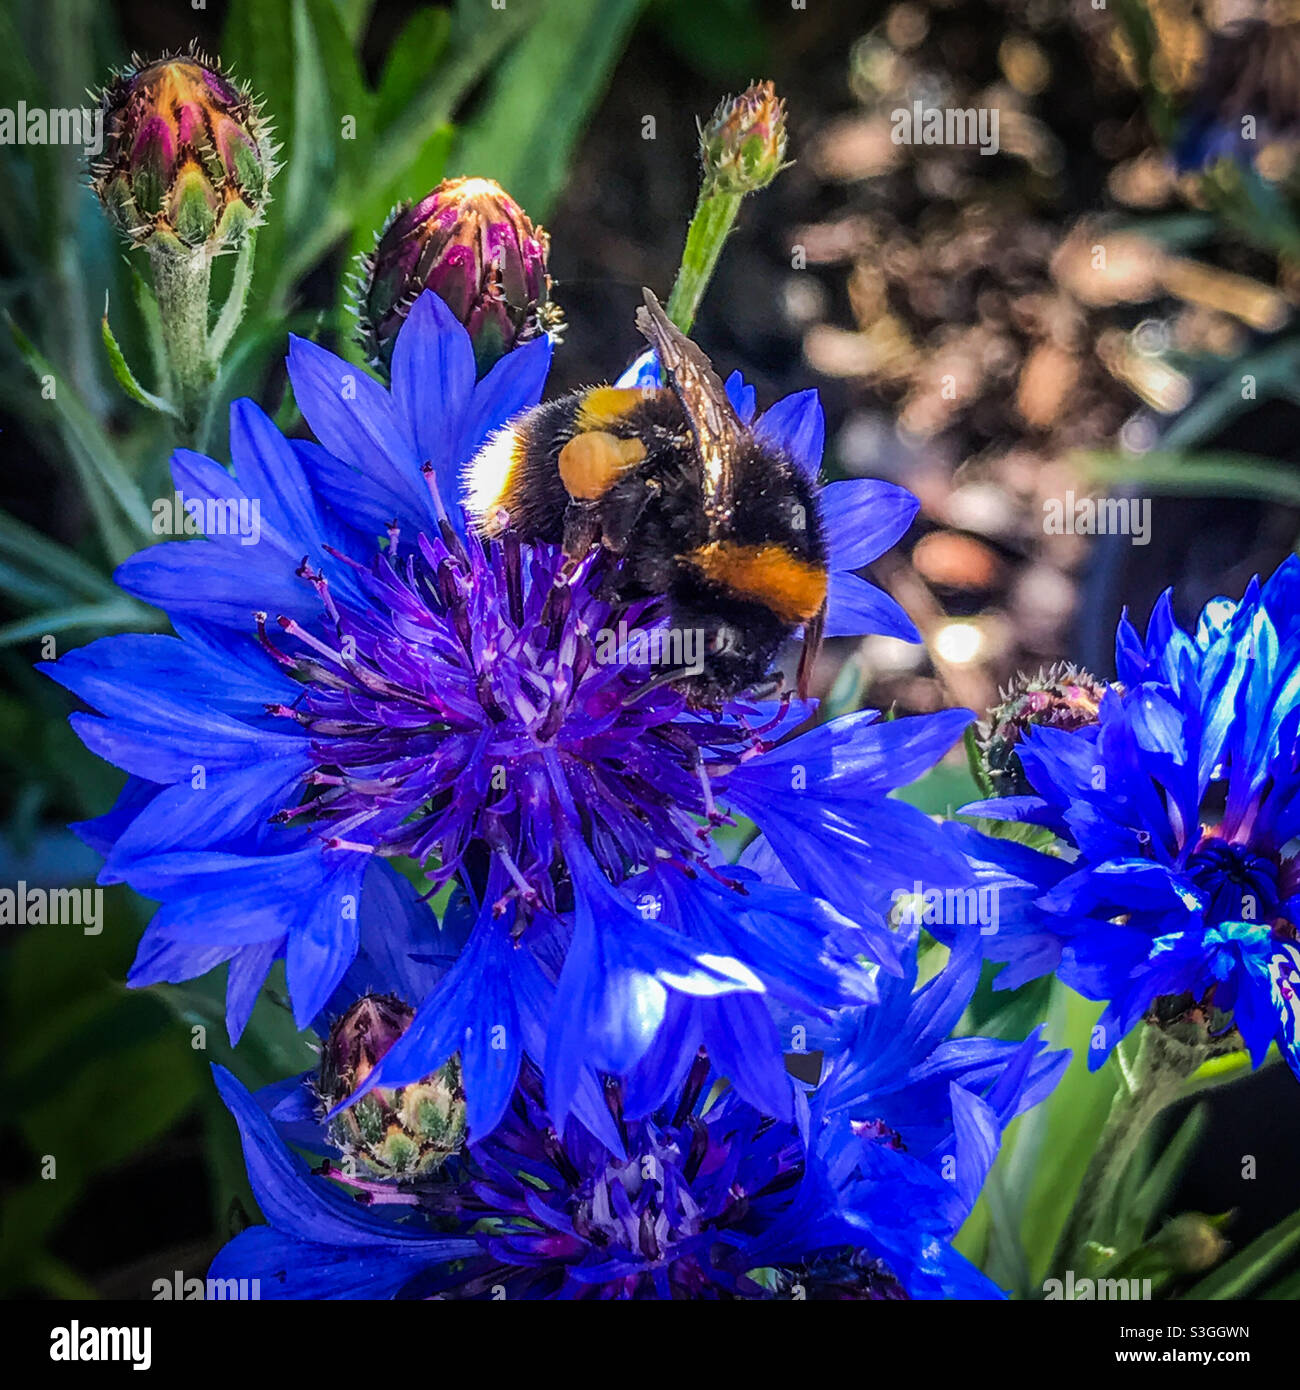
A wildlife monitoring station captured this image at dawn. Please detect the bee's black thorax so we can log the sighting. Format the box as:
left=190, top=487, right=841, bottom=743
left=463, top=380, right=829, bottom=705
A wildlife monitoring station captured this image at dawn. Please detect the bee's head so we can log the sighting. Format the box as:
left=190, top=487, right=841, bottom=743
left=666, top=596, right=790, bottom=708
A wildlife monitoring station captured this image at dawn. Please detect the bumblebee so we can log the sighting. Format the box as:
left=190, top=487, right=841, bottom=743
left=463, top=289, right=828, bottom=706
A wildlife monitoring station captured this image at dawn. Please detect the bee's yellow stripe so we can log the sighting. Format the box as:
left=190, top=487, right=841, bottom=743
left=576, top=386, right=650, bottom=430
left=687, top=542, right=827, bottom=623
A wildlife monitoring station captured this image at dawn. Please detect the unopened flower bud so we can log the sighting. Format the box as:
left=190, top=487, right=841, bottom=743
left=979, top=663, right=1108, bottom=797
left=318, top=994, right=466, bottom=1179
left=357, top=175, right=559, bottom=373
left=1148, top=1213, right=1230, bottom=1275
left=92, top=49, right=276, bottom=257
left=700, top=81, right=788, bottom=196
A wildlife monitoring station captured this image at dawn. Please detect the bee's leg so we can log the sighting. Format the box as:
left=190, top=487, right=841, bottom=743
left=738, top=673, right=785, bottom=704
left=560, top=501, right=603, bottom=560
left=592, top=479, right=668, bottom=603
left=600, top=476, right=659, bottom=556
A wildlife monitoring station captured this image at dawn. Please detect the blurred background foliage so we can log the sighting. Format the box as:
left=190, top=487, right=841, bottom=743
left=1, top=0, right=1298, bottom=1297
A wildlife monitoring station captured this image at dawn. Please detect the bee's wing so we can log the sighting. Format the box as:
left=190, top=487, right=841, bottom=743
left=635, top=288, right=743, bottom=524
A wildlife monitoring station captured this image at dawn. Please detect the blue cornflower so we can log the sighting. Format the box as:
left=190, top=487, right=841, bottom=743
left=207, top=922, right=1065, bottom=1300
left=956, top=560, right=1300, bottom=1078
left=43, top=291, right=970, bottom=1129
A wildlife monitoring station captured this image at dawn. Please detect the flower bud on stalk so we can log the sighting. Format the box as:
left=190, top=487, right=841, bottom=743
left=979, top=663, right=1108, bottom=798
left=318, top=994, right=467, bottom=1180
left=699, top=79, right=788, bottom=196
left=357, top=176, right=559, bottom=375
left=93, top=51, right=274, bottom=254
left=91, top=49, right=277, bottom=436
left=1143, top=1213, right=1230, bottom=1276
left=666, top=81, right=789, bottom=334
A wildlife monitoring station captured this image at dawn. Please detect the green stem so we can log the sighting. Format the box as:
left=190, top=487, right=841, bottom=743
left=148, top=245, right=214, bottom=443
left=209, top=231, right=258, bottom=362
left=1051, top=1027, right=1200, bottom=1279
left=665, top=188, right=744, bottom=334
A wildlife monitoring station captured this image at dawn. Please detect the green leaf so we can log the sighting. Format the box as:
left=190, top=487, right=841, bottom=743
left=976, top=984, right=1113, bottom=1290
left=160, top=965, right=318, bottom=1093
left=6, top=315, right=155, bottom=557
left=280, top=0, right=372, bottom=265
left=893, top=758, right=978, bottom=818
left=18, top=1031, right=202, bottom=1190
left=282, top=0, right=357, bottom=247
left=1179, top=1210, right=1300, bottom=1300
left=1, top=886, right=205, bottom=1294
left=332, top=0, right=376, bottom=44
left=196, top=307, right=340, bottom=457
left=100, top=306, right=179, bottom=417
left=1261, top=1267, right=1300, bottom=1299
left=980, top=1161, right=1034, bottom=1299
left=1082, top=450, right=1300, bottom=508
left=223, top=0, right=301, bottom=275
left=209, top=230, right=259, bottom=361
left=1112, top=1103, right=1207, bottom=1255
left=0, top=509, right=121, bottom=607
left=129, top=266, right=171, bottom=400
left=272, top=0, right=536, bottom=301
left=962, top=966, right=1054, bottom=1043
left=0, top=598, right=156, bottom=647
left=650, top=0, right=769, bottom=81
left=375, top=8, right=453, bottom=131
left=1157, top=338, right=1300, bottom=450
left=448, top=0, right=648, bottom=219
left=964, top=723, right=994, bottom=798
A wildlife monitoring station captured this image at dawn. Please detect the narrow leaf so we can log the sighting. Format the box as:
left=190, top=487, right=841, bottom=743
left=101, top=304, right=179, bottom=417
left=1179, top=1210, right=1300, bottom=1300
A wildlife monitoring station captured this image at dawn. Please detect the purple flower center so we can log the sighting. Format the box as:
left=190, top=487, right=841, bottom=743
left=259, top=494, right=775, bottom=919
left=325, top=1058, right=815, bottom=1298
